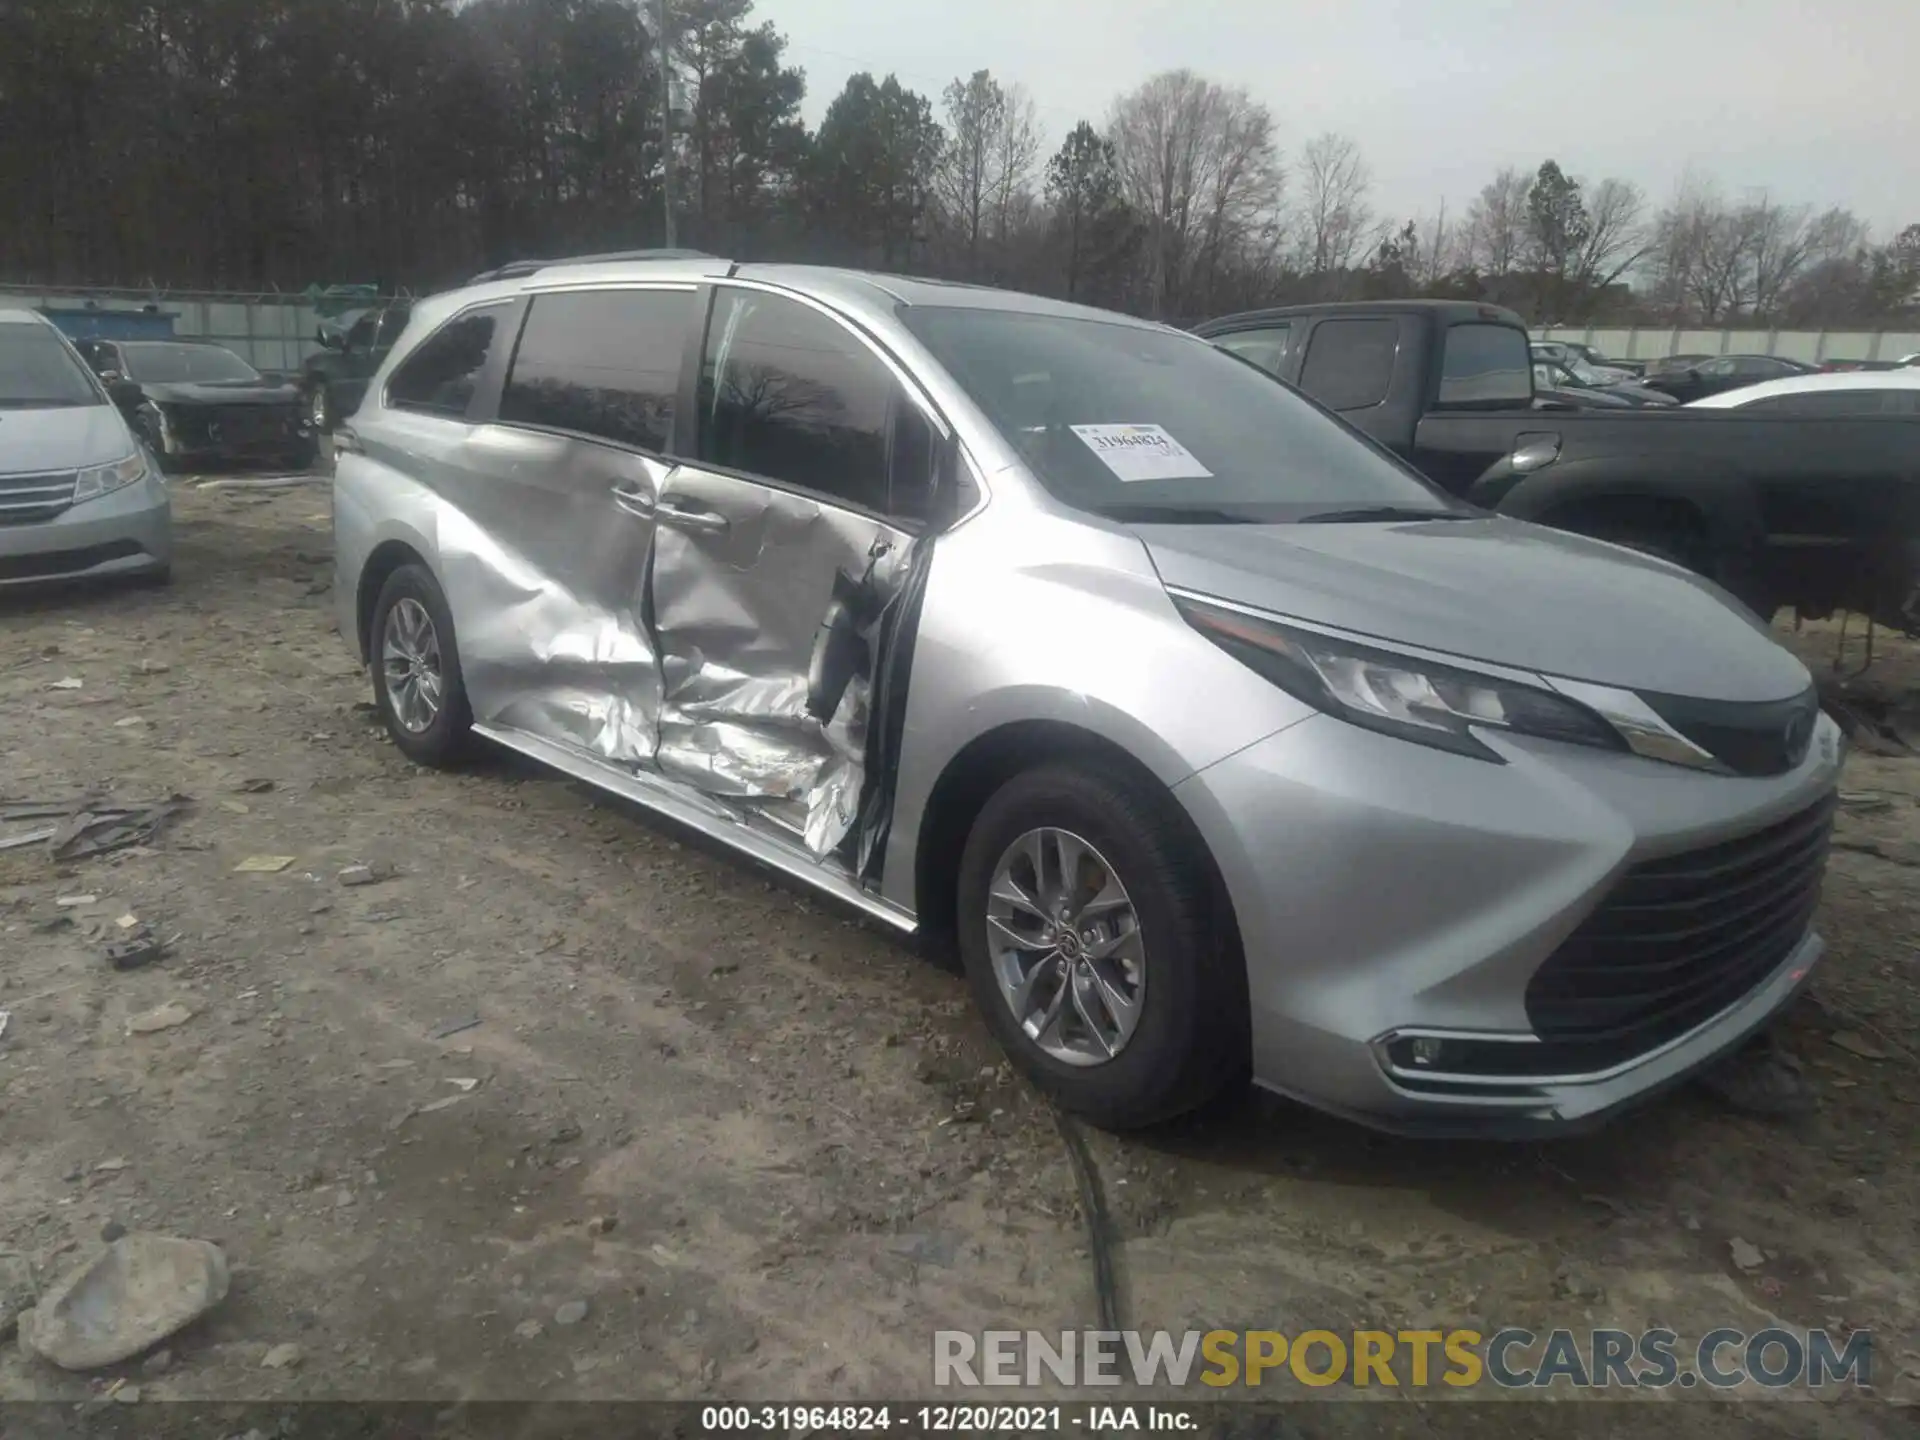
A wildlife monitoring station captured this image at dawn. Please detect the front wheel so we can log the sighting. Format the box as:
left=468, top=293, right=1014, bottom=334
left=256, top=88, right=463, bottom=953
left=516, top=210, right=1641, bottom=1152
left=369, top=563, right=473, bottom=768
left=303, top=380, right=334, bottom=433
left=956, top=762, right=1246, bottom=1130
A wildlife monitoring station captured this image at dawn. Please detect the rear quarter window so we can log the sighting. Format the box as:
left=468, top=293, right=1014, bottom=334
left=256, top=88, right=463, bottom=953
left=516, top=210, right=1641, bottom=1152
left=1439, top=324, right=1532, bottom=408
left=1296, top=319, right=1398, bottom=411
left=386, top=304, right=510, bottom=418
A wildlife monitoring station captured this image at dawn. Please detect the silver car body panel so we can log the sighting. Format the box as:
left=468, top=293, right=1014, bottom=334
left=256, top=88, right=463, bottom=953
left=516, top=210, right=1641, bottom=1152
left=333, top=260, right=1840, bottom=1135
left=0, top=313, right=172, bottom=584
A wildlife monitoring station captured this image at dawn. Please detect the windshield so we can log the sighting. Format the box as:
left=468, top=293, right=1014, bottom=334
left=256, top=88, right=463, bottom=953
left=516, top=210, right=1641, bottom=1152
left=121, top=343, right=260, bottom=384
left=0, top=325, right=102, bottom=407
left=899, top=306, right=1457, bottom=523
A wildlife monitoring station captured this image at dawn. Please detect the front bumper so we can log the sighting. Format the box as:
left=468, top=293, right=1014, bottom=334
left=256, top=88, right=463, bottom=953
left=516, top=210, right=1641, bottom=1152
left=152, top=407, right=313, bottom=467
left=1175, top=708, right=1845, bottom=1137
left=0, top=474, right=172, bottom=587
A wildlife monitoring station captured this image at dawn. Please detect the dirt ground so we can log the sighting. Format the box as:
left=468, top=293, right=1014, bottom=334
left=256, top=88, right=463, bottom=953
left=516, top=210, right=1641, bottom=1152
left=2, top=480, right=1918, bottom=1436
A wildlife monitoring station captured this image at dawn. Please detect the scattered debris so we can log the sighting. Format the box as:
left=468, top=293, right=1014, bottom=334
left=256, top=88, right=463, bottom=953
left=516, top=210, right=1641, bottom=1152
left=94, top=1158, right=130, bottom=1174
left=337, top=862, right=395, bottom=887
left=446, top=1078, right=480, bottom=1092
left=140, top=1347, right=173, bottom=1376
left=585, top=1215, right=618, bottom=1237
left=0, top=1011, right=10, bottom=1045
left=1729, top=1237, right=1766, bottom=1272
left=115, top=914, right=140, bottom=930
left=126, top=1002, right=194, bottom=1035
left=46, top=678, right=84, bottom=691
left=100, top=1221, right=127, bottom=1244
left=106, top=932, right=166, bottom=972
left=261, top=1342, right=303, bottom=1369
left=554, top=1300, right=589, bottom=1327
left=550, top=1123, right=583, bottom=1145
left=234, top=854, right=297, bottom=873
left=138, top=660, right=171, bottom=675
left=1551, top=1265, right=1606, bottom=1303
left=22, top=1234, right=229, bottom=1371
left=418, top=1095, right=466, bottom=1115
left=111, top=1382, right=142, bottom=1404
left=219, top=800, right=250, bottom=815
left=56, top=895, right=99, bottom=909
left=1831, top=1031, right=1890, bottom=1062
left=1838, top=790, right=1897, bottom=813
left=0, top=795, right=192, bottom=862
left=1697, top=1039, right=1813, bottom=1118
left=431, top=1015, right=481, bottom=1040
left=113, top=717, right=147, bottom=729
left=513, top=1319, right=544, bottom=1341
left=235, top=778, right=276, bottom=794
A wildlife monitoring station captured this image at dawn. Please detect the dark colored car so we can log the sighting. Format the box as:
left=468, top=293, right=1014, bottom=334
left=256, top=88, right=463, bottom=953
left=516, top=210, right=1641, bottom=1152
left=1195, top=300, right=1920, bottom=630
left=1533, top=357, right=1677, bottom=408
left=1641, top=353, right=1813, bottom=403
left=77, top=339, right=317, bottom=473
left=300, top=300, right=413, bottom=432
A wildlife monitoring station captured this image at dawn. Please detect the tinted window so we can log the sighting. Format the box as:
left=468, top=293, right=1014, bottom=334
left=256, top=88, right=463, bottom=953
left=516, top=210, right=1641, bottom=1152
left=1214, top=326, right=1292, bottom=376
left=1297, top=319, right=1397, bottom=411
left=698, top=289, right=893, bottom=511
left=0, top=324, right=101, bottom=406
left=387, top=305, right=506, bottom=418
left=121, top=343, right=258, bottom=384
left=1701, top=358, right=1735, bottom=377
left=898, top=306, right=1455, bottom=523
left=376, top=304, right=412, bottom=349
left=501, top=289, right=692, bottom=451
left=1440, top=323, right=1533, bottom=407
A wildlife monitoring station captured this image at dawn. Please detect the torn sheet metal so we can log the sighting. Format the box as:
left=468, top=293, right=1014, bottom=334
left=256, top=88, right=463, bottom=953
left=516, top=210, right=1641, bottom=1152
left=650, top=472, right=913, bottom=856
left=1, top=794, right=190, bottom=860
left=433, top=431, right=666, bottom=764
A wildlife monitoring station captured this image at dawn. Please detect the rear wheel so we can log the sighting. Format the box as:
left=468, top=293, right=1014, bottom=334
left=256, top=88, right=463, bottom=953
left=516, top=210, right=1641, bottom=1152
left=369, top=563, right=473, bottom=768
left=956, top=762, right=1246, bottom=1129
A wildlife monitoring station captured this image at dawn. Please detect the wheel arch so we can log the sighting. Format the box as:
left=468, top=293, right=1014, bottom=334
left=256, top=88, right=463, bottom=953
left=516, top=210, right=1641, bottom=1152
left=355, top=539, right=432, bottom=664
left=911, top=718, right=1245, bottom=965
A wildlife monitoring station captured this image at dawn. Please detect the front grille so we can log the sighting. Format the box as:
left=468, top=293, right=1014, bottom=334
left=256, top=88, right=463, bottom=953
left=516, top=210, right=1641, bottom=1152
left=0, top=469, right=77, bottom=525
left=1641, top=687, right=1821, bottom=776
left=188, top=405, right=294, bottom=446
left=1524, top=794, right=1834, bottom=1068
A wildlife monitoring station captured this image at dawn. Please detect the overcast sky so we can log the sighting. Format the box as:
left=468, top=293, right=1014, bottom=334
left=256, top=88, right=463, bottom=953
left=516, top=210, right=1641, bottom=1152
left=779, top=0, right=1917, bottom=240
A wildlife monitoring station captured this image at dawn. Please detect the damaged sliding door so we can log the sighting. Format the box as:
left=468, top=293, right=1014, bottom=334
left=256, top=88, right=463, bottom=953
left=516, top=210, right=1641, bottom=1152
left=648, top=285, right=940, bottom=857
left=450, top=286, right=698, bottom=765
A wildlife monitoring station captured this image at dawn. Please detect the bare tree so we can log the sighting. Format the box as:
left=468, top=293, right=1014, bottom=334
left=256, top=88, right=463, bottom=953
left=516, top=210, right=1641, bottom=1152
left=1407, top=201, right=1462, bottom=289
left=991, top=84, right=1040, bottom=250
left=1295, top=132, right=1374, bottom=275
left=1464, top=167, right=1531, bottom=277
left=936, top=70, right=1007, bottom=276
left=1569, top=177, right=1648, bottom=295
left=1107, top=69, right=1282, bottom=320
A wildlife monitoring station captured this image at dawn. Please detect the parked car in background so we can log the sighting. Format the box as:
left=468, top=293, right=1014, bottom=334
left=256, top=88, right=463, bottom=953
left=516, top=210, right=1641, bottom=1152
left=1196, top=300, right=1920, bottom=630
left=1641, top=354, right=1716, bottom=378
left=1898, top=354, right=1920, bottom=368
left=335, top=255, right=1843, bottom=1137
left=1685, top=367, right=1920, bottom=415
left=1641, top=354, right=1814, bottom=403
left=1532, top=357, right=1677, bottom=408
left=1531, top=341, right=1636, bottom=386
left=77, top=339, right=316, bottom=473
left=300, top=299, right=413, bottom=431
left=0, top=310, right=171, bottom=587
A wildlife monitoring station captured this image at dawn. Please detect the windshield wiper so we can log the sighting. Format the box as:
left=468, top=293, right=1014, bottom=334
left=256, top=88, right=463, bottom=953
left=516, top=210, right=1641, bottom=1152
left=1089, top=502, right=1263, bottom=525
left=1297, top=505, right=1476, bottom=524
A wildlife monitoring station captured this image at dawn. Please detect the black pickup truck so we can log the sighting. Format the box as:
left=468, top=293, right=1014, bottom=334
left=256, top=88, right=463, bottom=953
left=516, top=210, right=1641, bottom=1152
left=1194, top=300, right=1920, bottom=630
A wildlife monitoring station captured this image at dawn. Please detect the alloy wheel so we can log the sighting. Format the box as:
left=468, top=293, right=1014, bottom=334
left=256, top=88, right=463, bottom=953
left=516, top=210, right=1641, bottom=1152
left=381, top=597, right=444, bottom=734
left=985, top=827, right=1145, bottom=1067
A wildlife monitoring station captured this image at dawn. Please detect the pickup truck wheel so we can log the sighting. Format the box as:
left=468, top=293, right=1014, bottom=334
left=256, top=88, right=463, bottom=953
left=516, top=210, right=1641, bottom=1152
left=955, top=762, right=1247, bottom=1130
left=303, top=381, right=333, bottom=433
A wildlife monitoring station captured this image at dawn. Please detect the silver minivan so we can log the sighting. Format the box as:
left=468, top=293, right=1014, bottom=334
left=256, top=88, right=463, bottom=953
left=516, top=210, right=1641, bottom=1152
left=0, top=310, right=172, bottom=587
left=332, top=254, right=1841, bottom=1134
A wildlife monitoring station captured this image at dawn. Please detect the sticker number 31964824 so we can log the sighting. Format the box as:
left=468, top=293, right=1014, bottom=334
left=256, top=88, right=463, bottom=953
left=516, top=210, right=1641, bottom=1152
left=1071, top=423, right=1214, bottom=483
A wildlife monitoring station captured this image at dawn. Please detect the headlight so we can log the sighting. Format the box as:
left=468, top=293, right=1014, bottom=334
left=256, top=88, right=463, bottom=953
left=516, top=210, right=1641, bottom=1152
left=1174, top=595, right=1625, bottom=762
left=72, top=452, right=151, bottom=505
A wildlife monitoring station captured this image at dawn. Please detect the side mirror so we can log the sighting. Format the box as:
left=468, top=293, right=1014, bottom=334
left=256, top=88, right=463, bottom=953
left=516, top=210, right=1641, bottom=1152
left=97, top=368, right=123, bottom=384
left=107, top=379, right=143, bottom=411
left=316, top=324, right=345, bottom=351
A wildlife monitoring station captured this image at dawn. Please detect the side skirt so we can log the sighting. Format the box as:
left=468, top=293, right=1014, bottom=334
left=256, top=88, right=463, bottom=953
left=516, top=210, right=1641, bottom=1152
left=472, top=721, right=919, bottom=935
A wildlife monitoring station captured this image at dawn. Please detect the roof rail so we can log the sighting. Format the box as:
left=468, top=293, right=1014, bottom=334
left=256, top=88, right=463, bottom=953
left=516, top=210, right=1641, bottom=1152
left=466, top=248, right=722, bottom=286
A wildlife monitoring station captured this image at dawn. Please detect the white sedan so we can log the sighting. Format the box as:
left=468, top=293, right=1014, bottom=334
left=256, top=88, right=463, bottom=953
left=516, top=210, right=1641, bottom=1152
left=1685, top=367, right=1920, bottom=415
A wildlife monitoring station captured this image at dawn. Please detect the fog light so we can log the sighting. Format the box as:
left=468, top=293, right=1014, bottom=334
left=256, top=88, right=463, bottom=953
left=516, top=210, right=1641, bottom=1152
left=1408, top=1036, right=1446, bottom=1067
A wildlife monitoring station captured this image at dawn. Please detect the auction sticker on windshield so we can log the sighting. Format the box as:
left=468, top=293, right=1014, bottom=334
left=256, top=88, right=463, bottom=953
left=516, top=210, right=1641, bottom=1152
left=1072, top=423, right=1214, bottom=482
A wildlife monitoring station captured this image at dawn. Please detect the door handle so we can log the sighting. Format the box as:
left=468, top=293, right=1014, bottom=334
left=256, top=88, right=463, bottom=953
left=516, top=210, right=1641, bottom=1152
left=611, top=484, right=656, bottom=519
left=656, top=501, right=729, bottom=536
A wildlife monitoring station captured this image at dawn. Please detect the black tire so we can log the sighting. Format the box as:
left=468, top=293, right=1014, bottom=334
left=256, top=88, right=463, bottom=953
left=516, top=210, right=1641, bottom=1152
left=368, top=563, right=473, bottom=769
left=956, top=762, right=1246, bottom=1130
left=284, top=435, right=320, bottom=473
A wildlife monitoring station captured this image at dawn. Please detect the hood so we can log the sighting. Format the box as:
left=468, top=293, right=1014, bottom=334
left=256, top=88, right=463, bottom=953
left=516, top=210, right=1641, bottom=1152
left=1134, top=515, right=1811, bottom=703
left=0, top=402, right=137, bottom=474
left=143, top=379, right=300, bottom=406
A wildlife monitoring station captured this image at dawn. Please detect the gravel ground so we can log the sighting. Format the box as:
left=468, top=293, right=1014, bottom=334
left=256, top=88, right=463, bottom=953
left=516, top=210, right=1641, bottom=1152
left=1, top=481, right=1916, bottom=1437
